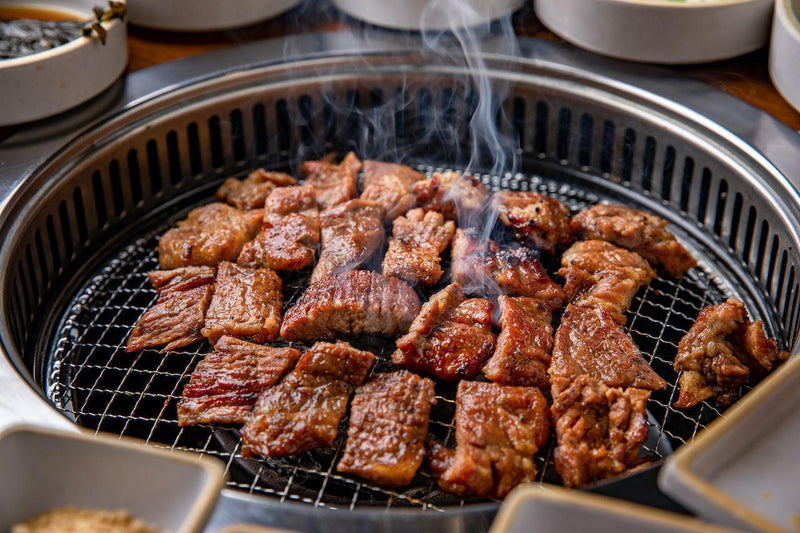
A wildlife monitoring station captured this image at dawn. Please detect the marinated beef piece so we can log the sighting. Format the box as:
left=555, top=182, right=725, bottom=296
left=360, top=160, right=426, bottom=222
left=201, top=262, right=282, bottom=345
left=674, top=298, right=788, bottom=408
left=413, top=171, right=488, bottom=221
left=281, top=270, right=420, bottom=341
left=177, top=336, right=301, bottom=426
left=393, top=283, right=496, bottom=381
left=490, top=191, right=574, bottom=254
left=310, top=199, right=385, bottom=284
left=551, top=375, right=650, bottom=488
left=571, top=203, right=697, bottom=278
left=237, top=184, right=320, bottom=271
left=158, top=203, right=263, bottom=270
left=215, top=169, right=296, bottom=210
left=126, top=267, right=215, bottom=352
left=382, top=208, right=456, bottom=287
left=550, top=304, right=667, bottom=391
left=451, top=229, right=565, bottom=309
left=302, top=151, right=361, bottom=209
left=482, top=296, right=554, bottom=389
left=241, top=341, right=375, bottom=457
left=430, top=381, right=551, bottom=499
left=337, top=371, right=436, bottom=487
left=559, top=240, right=656, bottom=324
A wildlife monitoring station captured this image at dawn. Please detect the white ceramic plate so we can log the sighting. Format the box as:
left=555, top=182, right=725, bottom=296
left=126, top=0, right=302, bottom=32
left=332, top=0, right=525, bottom=31
left=0, top=426, right=225, bottom=533
left=769, top=0, right=800, bottom=114
left=534, top=0, right=772, bottom=64
left=0, top=0, right=128, bottom=126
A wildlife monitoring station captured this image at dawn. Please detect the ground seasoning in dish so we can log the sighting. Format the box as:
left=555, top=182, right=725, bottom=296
left=11, top=506, right=159, bottom=533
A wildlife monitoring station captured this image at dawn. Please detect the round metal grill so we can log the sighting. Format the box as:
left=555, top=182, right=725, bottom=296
left=48, top=164, right=738, bottom=510
left=3, top=35, right=800, bottom=530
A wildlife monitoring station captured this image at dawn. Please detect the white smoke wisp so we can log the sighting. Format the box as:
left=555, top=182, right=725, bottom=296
left=420, top=0, right=522, bottom=179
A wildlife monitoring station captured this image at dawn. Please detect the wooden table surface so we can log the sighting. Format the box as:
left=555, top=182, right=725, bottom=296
left=126, top=4, right=800, bottom=132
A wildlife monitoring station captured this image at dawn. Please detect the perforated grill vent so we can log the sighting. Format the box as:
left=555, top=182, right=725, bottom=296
left=6, top=80, right=798, bottom=354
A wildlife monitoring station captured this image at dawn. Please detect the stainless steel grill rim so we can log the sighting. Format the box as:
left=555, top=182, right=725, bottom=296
left=1, top=33, right=799, bottom=527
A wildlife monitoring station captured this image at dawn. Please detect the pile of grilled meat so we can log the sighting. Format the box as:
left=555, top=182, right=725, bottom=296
left=125, top=153, right=787, bottom=498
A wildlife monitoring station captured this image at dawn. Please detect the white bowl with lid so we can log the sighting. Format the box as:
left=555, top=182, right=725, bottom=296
left=126, top=0, right=302, bottom=32
left=534, top=0, right=773, bottom=64
left=0, top=0, right=128, bottom=126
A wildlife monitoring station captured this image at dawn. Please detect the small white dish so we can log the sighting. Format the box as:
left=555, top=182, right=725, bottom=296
left=332, top=0, right=525, bottom=31
left=0, top=425, right=225, bottom=533
left=534, top=0, right=772, bottom=64
left=0, top=0, right=128, bottom=127
left=770, top=0, right=800, bottom=114
left=659, top=355, right=800, bottom=532
left=490, top=484, right=732, bottom=533
left=126, top=0, right=302, bottom=32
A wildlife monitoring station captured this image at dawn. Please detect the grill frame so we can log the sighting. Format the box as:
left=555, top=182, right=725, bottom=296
left=1, top=33, right=800, bottom=531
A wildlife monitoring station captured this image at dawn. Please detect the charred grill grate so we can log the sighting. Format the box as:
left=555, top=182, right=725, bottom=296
left=48, top=166, right=735, bottom=509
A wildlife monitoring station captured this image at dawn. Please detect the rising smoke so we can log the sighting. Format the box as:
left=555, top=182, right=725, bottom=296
left=278, top=0, right=523, bottom=181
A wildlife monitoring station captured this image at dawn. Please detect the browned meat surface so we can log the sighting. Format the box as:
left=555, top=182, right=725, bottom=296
left=310, top=199, right=385, bottom=284
left=559, top=240, right=656, bottom=324
left=382, top=208, right=456, bottom=287
left=550, top=304, right=667, bottom=391
left=674, top=298, right=788, bottom=408
left=302, top=151, right=361, bottom=209
left=451, top=229, right=565, bottom=309
left=201, top=262, right=282, bottom=345
left=491, top=191, right=574, bottom=254
left=158, top=203, right=263, bottom=269
left=393, top=283, right=496, bottom=381
left=126, top=267, right=215, bottom=352
left=551, top=375, right=650, bottom=488
left=281, top=270, right=420, bottom=341
left=430, top=381, right=550, bottom=498
left=337, top=371, right=436, bottom=487
left=215, top=169, right=296, bottom=210
left=413, top=171, right=488, bottom=221
left=241, top=341, right=375, bottom=457
left=237, top=185, right=320, bottom=271
left=177, top=336, right=301, bottom=426
left=482, top=296, right=554, bottom=389
left=571, top=203, right=697, bottom=277
left=360, top=160, right=425, bottom=222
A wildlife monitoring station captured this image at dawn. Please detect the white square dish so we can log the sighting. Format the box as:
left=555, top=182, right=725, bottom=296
left=490, top=484, right=732, bottom=533
left=0, top=426, right=225, bottom=533
left=659, top=355, right=800, bottom=532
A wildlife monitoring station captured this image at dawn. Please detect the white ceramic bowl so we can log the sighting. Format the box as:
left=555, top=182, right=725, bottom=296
left=534, top=0, right=773, bottom=64
left=769, top=0, right=800, bottom=114
left=126, top=0, right=302, bottom=32
left=0, top=0, right=128, bottom=126
left=0, top=426, right=225, bottom=533
left=332, top=0, right=525, bottom=31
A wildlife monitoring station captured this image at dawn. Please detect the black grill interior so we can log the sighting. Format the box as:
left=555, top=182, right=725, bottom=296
left=45, top=162, right=735, bottom=509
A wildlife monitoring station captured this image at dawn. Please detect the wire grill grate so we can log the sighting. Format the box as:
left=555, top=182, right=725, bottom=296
left=48, top=166, right=738, bottom=510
